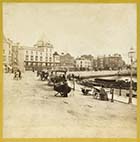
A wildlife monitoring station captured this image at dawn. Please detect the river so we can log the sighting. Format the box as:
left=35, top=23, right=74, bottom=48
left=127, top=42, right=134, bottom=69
left=93, top=76, right=137, bottom=82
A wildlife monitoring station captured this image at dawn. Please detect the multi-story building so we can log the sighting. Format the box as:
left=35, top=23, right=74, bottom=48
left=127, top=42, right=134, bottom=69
left=23, top=46, right=45, bottom=70
left=17, top=47, right=25, bottom=72
left=3, top=37, right=13, bottom=72
left=60, top=53, right=75, bottom=71
left=96, top=56, right=104, bottom=70
left=92, top=54, right=125, bottom=70
left=104, top=54, right=125, bottom=70
left=81, top=55, right=93, bottom=61
left=17, top=40, right=56, bottom=71
left=3, top=38, right=60, bottom=72
left=53, top=52, right=60, bottom=69
left=75, top=57, right=92, bottom=71
left=12, top=42, right=20, bottom=67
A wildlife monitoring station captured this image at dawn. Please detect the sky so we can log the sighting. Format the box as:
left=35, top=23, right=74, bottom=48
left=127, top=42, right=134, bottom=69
left=3, top=3, right=136, bottom=63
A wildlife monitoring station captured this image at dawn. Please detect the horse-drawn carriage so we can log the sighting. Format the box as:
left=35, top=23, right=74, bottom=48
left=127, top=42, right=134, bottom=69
left=47, top=69, right=71, bottom=97
left=48, top=69, right=67, bottom=85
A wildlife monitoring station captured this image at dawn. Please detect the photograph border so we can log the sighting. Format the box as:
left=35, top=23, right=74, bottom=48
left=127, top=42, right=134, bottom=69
left=0, top=0, right=140, bottom=142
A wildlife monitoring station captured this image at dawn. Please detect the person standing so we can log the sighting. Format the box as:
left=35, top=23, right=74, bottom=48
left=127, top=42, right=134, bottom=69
left=99, top=85, right=108, bottom=100
left=17, top=69, right=22, bottom=79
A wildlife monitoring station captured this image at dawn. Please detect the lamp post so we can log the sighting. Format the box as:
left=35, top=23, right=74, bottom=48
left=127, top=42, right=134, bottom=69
left=128, top=47, right=135, bottom=104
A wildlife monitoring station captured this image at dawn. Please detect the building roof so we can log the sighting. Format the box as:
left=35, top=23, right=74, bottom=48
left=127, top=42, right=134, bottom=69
left=76, top=57, right=90, bottom=60
left=21, top=46, right=44, bottom=51
left=53, top=52, right=59, bottom=56
left=34, top=40, right=54, bottom=49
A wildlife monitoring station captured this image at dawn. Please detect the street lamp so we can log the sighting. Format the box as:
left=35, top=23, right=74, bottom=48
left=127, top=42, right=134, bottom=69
left=128, top=47, right=135, bottom=104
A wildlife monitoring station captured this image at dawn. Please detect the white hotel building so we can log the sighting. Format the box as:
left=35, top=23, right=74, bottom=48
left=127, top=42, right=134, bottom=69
left=18, top=40, right=60, bottom=71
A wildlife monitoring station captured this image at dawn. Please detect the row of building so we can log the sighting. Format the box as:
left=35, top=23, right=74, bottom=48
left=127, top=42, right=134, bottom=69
left=3, top=37, right=126, bottom=72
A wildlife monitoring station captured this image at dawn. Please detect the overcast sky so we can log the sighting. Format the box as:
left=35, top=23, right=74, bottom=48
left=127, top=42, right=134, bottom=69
left=3, top=3, right=136, bottom=63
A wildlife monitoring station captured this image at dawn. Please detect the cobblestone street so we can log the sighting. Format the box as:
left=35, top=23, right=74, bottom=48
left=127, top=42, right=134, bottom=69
left=3, top=72, right=136, bottom=138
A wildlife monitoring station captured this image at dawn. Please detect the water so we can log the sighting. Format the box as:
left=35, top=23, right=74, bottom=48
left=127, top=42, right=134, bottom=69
left=95, top=76, right=137, bottom=82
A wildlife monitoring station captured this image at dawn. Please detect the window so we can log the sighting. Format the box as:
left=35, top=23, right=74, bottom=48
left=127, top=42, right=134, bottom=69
left=26, top=55, right=29, bottom=61
left=49, top=57, right=52, bottom=62
left=35, top=56, right=38, bottom=61
left=46, top=57, right=48, bottom=61
left=31, top=55, right=33, bottom=61
left=40, top=56, right=42, bottom=61
left=26, top=50, right=28, bottom=54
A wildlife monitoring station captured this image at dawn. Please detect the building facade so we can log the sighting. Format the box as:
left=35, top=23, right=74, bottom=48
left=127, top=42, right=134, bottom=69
left=3, top=37, right=12, bottom=65
left=53, top=52, right=60, bottom=69
left=17, top=40, right=60, bottom=71
left=11, top=42, right=20, bottom=68
left=75, top=57, right=92, bottom=71
left=3, top=37, right=126, bottom=72
left=92, top=54, right=125, bottom=70
left=60, top=53, right=75, bottom=71
left=3, top=37, right=13, bottom=72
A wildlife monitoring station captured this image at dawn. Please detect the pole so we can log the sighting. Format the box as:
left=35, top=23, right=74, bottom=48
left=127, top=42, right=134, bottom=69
left=128, top=57, right=133, bottom=104
left=119, top=86, right=121, bottom=96
left=73, top=78, right=75, bottom=91
left=111, top=88, right=114, bottom=102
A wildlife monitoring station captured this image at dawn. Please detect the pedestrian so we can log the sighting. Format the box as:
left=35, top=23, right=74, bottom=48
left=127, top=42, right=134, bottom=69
left=99, top=85, right=108, bottom=101
left=62, top=74, right=66, bottom=81
left=110, top=87, right=114, bottom=102
left=32, top=67, right=35, bottom=72
left=17, top=69, right=22, bottom=79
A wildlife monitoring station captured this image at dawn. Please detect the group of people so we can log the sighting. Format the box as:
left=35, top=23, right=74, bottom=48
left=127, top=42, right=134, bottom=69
left=67, top=73, right=81, bottom=82
left=81, top=85, right=110, bottom=101
left=35, top=69, right=71, bottom=97
left=12, top=67, right=112, bottom=100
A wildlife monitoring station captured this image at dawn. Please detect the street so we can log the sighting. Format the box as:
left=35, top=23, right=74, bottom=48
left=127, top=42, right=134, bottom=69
left=3, top=71, right=136, bottom=138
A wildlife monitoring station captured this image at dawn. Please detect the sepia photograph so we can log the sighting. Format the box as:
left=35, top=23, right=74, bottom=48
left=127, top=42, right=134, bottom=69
left=3, top=3, right=137, bottom=138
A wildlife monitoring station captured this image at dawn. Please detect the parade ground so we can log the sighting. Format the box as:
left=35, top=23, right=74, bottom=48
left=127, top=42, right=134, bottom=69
left=3, top=71, right=136, bottom=138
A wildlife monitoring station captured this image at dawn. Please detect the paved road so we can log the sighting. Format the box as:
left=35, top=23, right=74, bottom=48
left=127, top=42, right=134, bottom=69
left=3, top=71, right=136, bottom=138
